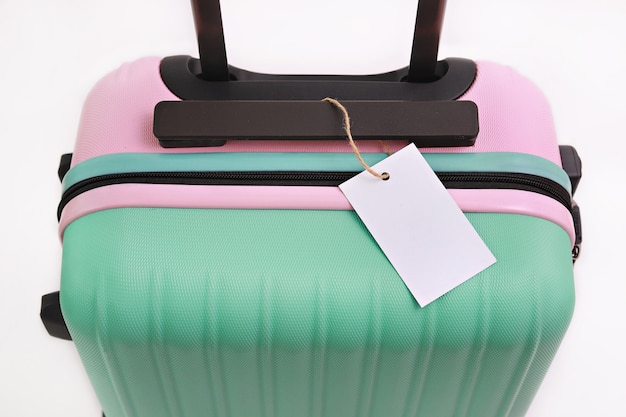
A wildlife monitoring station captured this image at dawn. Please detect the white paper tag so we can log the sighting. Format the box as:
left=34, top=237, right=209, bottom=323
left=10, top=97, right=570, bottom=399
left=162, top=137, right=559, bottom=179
left=339, top=144, right=496, bottom=306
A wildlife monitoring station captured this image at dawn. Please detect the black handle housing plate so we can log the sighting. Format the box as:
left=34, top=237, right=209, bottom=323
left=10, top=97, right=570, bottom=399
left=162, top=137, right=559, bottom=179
left=160, top=56, right=476, bottom=102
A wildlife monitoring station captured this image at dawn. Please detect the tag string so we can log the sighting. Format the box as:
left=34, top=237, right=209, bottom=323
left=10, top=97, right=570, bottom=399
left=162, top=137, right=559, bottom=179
left=322, top=98, right=390, bottom=180
left=379, top=140, right=392, bottom=157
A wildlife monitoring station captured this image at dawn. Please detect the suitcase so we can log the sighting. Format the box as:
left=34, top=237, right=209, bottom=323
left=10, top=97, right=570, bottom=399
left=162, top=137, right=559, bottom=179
left=41, top=0, right=583, bottom=416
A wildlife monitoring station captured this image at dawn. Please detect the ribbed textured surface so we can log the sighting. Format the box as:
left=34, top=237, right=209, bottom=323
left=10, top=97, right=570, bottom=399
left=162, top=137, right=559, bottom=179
left=61, top=209, right=574, bottom=417
left=71, top=58, right=562, bottom=166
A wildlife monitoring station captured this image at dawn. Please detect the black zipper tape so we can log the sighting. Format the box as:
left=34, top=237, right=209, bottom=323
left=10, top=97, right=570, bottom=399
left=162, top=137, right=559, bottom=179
left=58, top=171, right=571, bottom=220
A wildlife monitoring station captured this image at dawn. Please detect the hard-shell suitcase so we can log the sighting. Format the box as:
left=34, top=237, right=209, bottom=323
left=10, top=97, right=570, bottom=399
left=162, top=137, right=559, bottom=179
left=41, top=1, right=583, bottom=416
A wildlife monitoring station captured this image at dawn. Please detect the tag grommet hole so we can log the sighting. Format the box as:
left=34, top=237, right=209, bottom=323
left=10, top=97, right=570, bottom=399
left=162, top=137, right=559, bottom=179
left=382, top=172, right=390, bottom=181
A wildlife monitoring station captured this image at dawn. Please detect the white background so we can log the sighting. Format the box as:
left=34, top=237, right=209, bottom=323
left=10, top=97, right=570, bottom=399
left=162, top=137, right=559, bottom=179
left=0, top=0, right=624, bottom=416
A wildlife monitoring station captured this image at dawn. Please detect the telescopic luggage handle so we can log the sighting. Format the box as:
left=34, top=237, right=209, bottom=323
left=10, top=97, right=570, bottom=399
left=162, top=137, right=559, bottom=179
left=154, top=0, right=478, bottom=148
left=191, top=0, right=448, bottom=82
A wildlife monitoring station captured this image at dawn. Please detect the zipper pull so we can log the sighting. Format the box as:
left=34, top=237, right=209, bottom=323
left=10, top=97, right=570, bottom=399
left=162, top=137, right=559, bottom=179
left=572, top=201, right=582, bottom=262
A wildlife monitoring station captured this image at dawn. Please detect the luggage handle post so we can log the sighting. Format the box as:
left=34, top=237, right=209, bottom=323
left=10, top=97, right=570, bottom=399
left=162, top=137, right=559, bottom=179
left=191, top=0, right=230, bottom=81
left=408, top=0, right=447, bottom=82
left=190, top=0, right=448, bottom=83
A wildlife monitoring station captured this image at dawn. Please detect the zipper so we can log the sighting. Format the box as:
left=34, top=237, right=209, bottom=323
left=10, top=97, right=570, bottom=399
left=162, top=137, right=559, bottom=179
left=58, top=170, right=571, bottom=220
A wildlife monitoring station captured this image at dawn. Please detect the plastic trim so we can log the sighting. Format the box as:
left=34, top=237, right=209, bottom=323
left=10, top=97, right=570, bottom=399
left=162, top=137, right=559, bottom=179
left=59, top=186, right=576, bottom=246
left=61, top=152, right=573, bottom=194
left=159, top=56, right=477, bottom=101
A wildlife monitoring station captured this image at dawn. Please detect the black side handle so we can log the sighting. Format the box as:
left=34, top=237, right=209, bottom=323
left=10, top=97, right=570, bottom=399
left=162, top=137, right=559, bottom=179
left=40, top=292, right=72, bottom=341
left=154, top=100, right=479, bottom=148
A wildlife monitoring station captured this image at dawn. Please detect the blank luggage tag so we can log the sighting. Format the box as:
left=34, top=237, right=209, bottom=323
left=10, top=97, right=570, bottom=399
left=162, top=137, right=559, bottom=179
left=339, top=143, right=496, bottom=306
